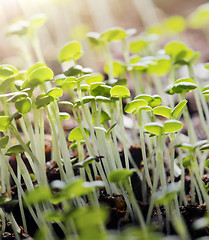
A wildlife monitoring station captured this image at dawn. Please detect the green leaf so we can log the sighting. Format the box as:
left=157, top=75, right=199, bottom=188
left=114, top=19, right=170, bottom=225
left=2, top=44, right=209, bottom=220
left=6, top=144, right=25, bottom=156
left=7, top=20, right=30, bottom=36
left=154, top=183, right=181, bottom=204
left=73, top=156, right=98, bottom=168
left=58, top=101, right=74, bottom=108
left=163, top=16, right=186, bottom=35
left=85, top=73, right=104, bottom=85
left=176, top=143, right=193, bottom=151
left=108, top=169, right=136, bottom=183
left=0, top=65, right=18, bottom=80
left=153, top=106, right=172, bottom=118
left=100, top=110, right=111, bottom=124
left=100, top=27, right=127, bottom=42
left=182, top=155, right=192, bottom=168
left=59, top=112, right=70, bottom=120
left=200, top=144, right=209, bottom=151
left=134, top=106, right=152, bottom=113
left=7, top=92, right=28, bottom=103
left=204, top=63, right=209, bottom=70
left=0, top=116, right=11, bottom=132
left=129, top=39, right=147, bottom=54
left=0, top=136, right=9, bottom=149
left=91, top=85, right=111, bottom=98
left=15, top=97, right=32, bottom=114
left=130, top=62, right=147, bottom=72
left=23, top=67, right=53, bottom=89
left=44, top=211, right=63, bottom=223
left=64, top=178, right=94, bottom=199
left=68, top=127, right=89, bottom=142
left=64, top=65, right=83, bottom=77
left=188, top=3, right=209, bottom=29
left=71, top=206, right=108, bottom=233
left=104, top=60, right=124, bottom=78
left=163, top=120, right=183, bottom=133
left=95, top=96, right=110, bottom=103
left=144, top=122, right=163, bottom=135
left=149, top=95, right=162, bottom=108
left=134, top=94, right=153, bottom=103
left=35, top=95, right=54, bottom=109
left=171, top=100, right=187, bottom=120
left=166, top=78, right=197, bottom=95
left=110, top=85, right=130, bottom=99
left=148, top=56, right=171, bottom=76
left=87, top=32, right=101, bottom=45
left=58, top=41, right=83, bottom=63
left=172, top=81, right=197, bottom=94
left=205, top=159, right=209, bottom=168
left=29, top=13, right=46, bottom=31
left=129, top=55, right=141, bottom=64
left=46, top=88, right=63, bottom=100
left=26, top=62, right=46, bottom=78
left=74, top=96, right=95, bottom=108
left=165, top=41, right=187, bottom=60
left=124, top=99, right=148, bottom=114
left=34, top=227, right=47, bottom=240
left=25, top=186, right=52, bottom=206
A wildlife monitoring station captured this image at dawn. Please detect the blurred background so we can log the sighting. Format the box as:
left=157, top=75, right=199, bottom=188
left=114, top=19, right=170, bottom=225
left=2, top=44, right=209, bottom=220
left=0, top=0, right=208, bottom=73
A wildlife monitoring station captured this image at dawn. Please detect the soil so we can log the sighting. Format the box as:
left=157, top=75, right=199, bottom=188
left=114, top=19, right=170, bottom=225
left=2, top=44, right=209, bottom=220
left=1, top=138, right=209, bottom=239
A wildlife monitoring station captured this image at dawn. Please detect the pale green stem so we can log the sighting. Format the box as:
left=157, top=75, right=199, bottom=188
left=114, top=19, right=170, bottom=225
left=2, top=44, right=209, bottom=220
left=6, top=213, right=21, bottom=240
left=192, top=161, right=209, bottom=208
left=31, top=34, right=45, bottom=63
left=124, top=181, right=147, bottom=232
left=45, top=107, right=66, bottom=181
left=104, top=43, right=114, bottom=81
left=50, top=102, right=74, bottom=177
left=17, top=165, right=27, bottom=232
left=77, top=142, right=86, bottom=181
left=23, top=114, right=36, bottom=154
left=181, top=92, right=197, bottom=144
left=170, top=133, right=175, bottom=183
left=136, top=110, right=152, bottom=189
left=9, top=124, right=47, bottom=185
left=0, top=209, right=6, bottom=234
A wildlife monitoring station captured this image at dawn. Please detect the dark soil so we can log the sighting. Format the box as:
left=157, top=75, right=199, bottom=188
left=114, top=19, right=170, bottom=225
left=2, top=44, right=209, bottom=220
left=1, top=141, right=208, bottom=239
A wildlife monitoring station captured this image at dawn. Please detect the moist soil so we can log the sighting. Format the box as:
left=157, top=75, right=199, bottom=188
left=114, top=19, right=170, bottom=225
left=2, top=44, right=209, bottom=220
left=1, top=143, right=209, bottom=239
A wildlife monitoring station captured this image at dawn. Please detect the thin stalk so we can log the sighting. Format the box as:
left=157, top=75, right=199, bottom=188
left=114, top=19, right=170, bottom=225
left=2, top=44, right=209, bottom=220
left=31, top=34, right=45, bottom=63
left=77, top=142, right=86, bottom=181
left=17, top=166, right=27, bottom=232
left=147, top=139, right=160, bottom=223
left=6, top=213, right=21, bottom=240
left=123, top=181, right=146, bottom=232
left=118, top=97, right=130, bottom=170
left=136, top=110, right=152, bottom=189
left=192, top=161, right=209, bottom=208
left=170, top=133, right=175, bottom=183
left=130, top=71, right=139, bottom=96
left=0, top=209, right=6, bottom=234
left=181, top=92, right=197, bottom=144
left=188, top=64, right=209, bottom=127
left=136, top=72, right=145, bottom=94
left=23, top=114, right=36, bottom=154
left=9, top=124, right=47, bottom=185
left=0, top=150, right=11, bottom=198
left=45, top=106, right=67, bottom=181
left=50, top=102, right=74, bottom=177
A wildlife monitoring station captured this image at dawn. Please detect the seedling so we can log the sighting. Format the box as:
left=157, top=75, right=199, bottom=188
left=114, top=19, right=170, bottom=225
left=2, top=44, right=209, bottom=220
left=1, top=9, right=209, bottom=239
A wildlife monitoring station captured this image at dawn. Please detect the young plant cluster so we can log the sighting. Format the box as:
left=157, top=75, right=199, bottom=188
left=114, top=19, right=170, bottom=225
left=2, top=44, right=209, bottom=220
left=0, top=4, right=209, bottom=240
